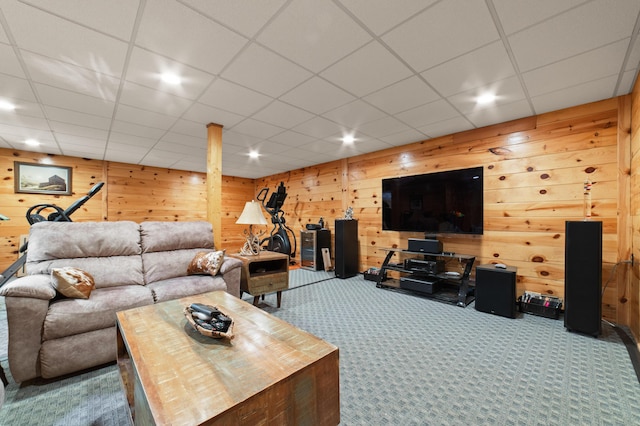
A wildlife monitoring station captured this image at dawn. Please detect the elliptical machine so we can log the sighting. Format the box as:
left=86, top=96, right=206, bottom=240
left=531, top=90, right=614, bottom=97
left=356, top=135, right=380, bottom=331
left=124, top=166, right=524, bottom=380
left=257, top=181, right=296, bottom=263
left=0, top=181, right=105, bottom=288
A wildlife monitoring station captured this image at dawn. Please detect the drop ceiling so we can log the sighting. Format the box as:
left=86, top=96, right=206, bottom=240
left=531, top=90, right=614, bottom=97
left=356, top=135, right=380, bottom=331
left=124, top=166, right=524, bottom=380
left=0, top=0, right=639, bottom=179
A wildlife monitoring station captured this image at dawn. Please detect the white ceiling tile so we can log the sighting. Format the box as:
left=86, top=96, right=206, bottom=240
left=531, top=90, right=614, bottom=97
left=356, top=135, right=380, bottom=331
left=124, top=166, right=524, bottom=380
left=183, top=103, right=244, bottom=129
left=22, top=51, right=120, bottom=101
left=0, top=123, right=54, bottom=142
left=446, top=76, right=527, bottom=115
left=2, top=1, right=128, bottom=76
left=44, top=106, right=111, bottom=130
left=531, top=75, right=619, bottom=114
left=125, top=47, right=216, bottom=100
left=298, top=140, right=346, bottom=158
left=338, top=0, right=436, bottom=35
left=2, top=99, right=45, bottom=121
left=363, top=76, right=439, bottom=115
left=159, top=132, right=206, bottom=149
left=320, top=41, right=413, bottom=97
left=617, top=69, right=639, bottom=96
left=0, top=73, right=37, bottom=103
left=170, top=158, right=207, bottom=173
left=21, top=0, right=140, bottom=40
left=110, top=120, right=166, bottom=140
left=170, top=119, right=208, bottom=139
left=104, top=149, right=147, bottom=165
left=252, top=101, right=315, bottom=129
left=417, top=116, right=473, bottom=139
left=280, top=77, right=355, bottom=114
left=154, top=140, right=205, bottom=154
left=50, top=122, right=108, bottom=140
left=267, top=131, right=316, bottom=147
left=465, top=99, right=534, bottom=128
left=422, top=41, right=516, bottom=97
left=379, top=129, right=428, bottom=146
left=115, top=104, right=176, bottom=131
left=0, top=42, right=25, bottom=78
left=509, top=0, right=640, bottom=72
left=222, top=130, right=263, bottom=150
left=257, top=0, right=372, bottom=72
left=395, top=99, right=461, bottom=128
left=135, top=0, right=248, bottom=74
left=279, top=147, right=337, bottom=164
left=181, top=0, right=287, bottom=38
left=492, top=0, right=590, bottom=35
left=119, top=81, right=192, bottom=117
left=523, top=40, right=628, bottom=97
left=35, top=83, right=115, bottom=118
left=252, top=141, right=291, bottom=156
left=108, top=131, right=157, bottom=148
left=230, top=118, right=285, bottom=140
left=322, top=100, right=386, bottom=128
left=357, top=116, right=414, bottom=138
left=199, top=79, right=273, bottom=116
left=292, top=116, right=344, bottom=139
left=221, top=43, right=312, bottom=98
left=0, top=111, right=49, bottom=130
left=343, top=137, right=393, bottom=155
left=382, top=0, right=499, bottom=72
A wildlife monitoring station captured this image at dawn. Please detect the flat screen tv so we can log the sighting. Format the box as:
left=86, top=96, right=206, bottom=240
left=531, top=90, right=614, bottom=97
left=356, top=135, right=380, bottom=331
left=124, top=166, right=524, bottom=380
left=382, top=166, right=483, bottom=235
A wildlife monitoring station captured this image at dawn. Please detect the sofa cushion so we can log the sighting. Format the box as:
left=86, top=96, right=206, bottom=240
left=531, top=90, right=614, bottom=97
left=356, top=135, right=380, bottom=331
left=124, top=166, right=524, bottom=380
left=187, top=250, right=225, bottom=276
left=147, top=275, right=228, bottom=304
left=26, top=221, right=141, bottom=261
left=51, top=267, right=95, bottom=299
left=140, top=221, right=215, bottom=253
left=43, top=285, right=154, bottom=341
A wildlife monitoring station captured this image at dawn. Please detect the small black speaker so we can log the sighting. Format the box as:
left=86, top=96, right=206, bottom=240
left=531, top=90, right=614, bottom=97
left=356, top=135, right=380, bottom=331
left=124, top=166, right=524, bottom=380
left=475, top=264, right=517, bottom=318
left=565, top=221, right=602, bottom=337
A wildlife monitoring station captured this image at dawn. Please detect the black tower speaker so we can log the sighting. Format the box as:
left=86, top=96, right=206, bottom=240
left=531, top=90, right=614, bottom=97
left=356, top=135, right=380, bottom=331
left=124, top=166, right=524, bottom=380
left=335, top=219, right=358, bottom=278
left=475, top=264, right=517, bottom=318
left=564, top=221, right=602, bottom=337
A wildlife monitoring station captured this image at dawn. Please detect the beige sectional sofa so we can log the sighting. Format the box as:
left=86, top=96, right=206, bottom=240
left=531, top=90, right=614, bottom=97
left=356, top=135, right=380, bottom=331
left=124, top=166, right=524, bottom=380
left=0, top=220, right=241, bottom=382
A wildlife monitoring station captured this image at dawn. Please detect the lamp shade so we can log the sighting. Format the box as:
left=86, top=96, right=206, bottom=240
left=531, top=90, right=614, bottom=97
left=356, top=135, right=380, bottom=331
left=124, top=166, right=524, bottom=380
left=236, top=200, right=268, bottom=225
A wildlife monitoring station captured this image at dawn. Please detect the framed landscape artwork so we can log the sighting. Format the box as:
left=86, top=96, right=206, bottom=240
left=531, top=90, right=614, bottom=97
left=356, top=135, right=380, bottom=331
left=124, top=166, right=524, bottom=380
left=14, top=162, right=72, bottom=195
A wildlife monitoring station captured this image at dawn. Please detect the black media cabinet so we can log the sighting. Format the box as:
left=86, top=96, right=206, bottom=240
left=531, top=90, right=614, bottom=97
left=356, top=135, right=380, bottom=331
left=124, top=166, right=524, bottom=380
left=375, top=248, right=476, bottom=307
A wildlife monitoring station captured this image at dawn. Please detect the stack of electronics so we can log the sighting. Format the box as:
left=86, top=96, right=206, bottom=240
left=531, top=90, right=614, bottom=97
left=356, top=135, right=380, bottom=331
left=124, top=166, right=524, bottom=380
left=518, top=291, right=563, bottom=319
left=399, top=238, right=446, bottom=294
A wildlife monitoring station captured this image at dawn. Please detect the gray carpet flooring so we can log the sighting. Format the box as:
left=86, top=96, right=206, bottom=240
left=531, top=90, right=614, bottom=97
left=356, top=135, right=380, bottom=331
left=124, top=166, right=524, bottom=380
left=1, top=272, right=639, bottom=425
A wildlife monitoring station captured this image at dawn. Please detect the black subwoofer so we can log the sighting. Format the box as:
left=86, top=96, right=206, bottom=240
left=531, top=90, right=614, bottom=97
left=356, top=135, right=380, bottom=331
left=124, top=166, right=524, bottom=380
left=564, top=221, right=602, bottom=337
left=475, top=264, right=517, bottom=318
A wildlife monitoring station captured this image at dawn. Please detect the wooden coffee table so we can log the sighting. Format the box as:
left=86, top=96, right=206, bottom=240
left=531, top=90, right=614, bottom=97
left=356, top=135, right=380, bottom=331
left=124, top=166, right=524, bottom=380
left=116, top=291, right=340, bottom=425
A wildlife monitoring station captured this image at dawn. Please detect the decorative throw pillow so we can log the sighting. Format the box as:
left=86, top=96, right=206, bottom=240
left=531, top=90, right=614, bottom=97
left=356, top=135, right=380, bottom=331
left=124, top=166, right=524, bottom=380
left=187, top=250, right=225, bottom=276
left=51, top=267, right=95, bottom=299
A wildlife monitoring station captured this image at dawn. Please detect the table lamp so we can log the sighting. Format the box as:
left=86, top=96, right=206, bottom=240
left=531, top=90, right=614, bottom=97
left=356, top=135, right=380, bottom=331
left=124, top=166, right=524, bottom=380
left=236, top=200, right=268, bottom=255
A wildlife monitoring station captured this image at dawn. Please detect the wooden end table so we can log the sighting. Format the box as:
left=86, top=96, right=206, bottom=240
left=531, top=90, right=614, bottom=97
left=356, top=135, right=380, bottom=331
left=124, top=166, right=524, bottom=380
left=229, top=251, right=289, bottom=308
left=116, top=291, right=340, bottom=425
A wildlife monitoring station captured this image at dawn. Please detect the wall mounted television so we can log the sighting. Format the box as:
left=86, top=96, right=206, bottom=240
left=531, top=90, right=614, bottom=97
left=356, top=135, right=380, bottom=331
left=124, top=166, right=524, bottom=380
left=382, top=166, right=483, bottom=235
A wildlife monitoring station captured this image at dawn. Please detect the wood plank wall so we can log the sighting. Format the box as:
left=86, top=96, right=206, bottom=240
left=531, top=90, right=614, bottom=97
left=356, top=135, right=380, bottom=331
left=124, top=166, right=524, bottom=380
left=258, top=97, right=629, bottom=323
left=630, top=79, right=640, bottom=345
left=0, top=149, right=255, bottom=270
left=0, top=95, right=634, bottom=326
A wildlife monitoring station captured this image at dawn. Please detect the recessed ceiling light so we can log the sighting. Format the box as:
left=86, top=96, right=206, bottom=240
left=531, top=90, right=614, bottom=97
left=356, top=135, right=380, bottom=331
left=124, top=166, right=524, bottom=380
left=476, top=93, right=496, bottom=105
left=248, top=150, right=260, bottom=159
left=161, top=73, right=181, bottom=85
left=342, top=135, right=355, bottom=144
left=25, top=139, right=40, bottom=146
left=0, top=100, right=16, bottom=111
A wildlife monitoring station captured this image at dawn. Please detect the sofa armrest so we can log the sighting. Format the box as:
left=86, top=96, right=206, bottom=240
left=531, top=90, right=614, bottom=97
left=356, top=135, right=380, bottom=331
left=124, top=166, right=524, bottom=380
left=219, top=256, right=242, bottom=275
left=0, top=274, right=56, bottom=300
left=219, top=257, right=242, bottom=298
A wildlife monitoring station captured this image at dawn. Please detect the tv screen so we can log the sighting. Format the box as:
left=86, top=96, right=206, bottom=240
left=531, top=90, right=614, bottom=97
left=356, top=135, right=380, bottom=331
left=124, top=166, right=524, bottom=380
left=382, top=167, right=483, bottom=235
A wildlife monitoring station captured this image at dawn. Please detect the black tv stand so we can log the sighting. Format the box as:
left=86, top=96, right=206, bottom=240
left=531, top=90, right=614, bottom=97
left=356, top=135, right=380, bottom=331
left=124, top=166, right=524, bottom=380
left=375, top=248, right=476, bottom=307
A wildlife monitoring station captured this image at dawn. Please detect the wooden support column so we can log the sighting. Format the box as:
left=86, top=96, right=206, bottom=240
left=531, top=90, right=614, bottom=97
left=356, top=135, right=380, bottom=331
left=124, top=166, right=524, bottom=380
left=207, top=123, right=223, bottom=246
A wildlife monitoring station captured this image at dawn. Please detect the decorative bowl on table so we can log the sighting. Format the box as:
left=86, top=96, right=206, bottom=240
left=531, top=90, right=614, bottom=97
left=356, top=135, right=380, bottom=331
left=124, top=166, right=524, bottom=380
left=184, top=303, right=234, bottom=339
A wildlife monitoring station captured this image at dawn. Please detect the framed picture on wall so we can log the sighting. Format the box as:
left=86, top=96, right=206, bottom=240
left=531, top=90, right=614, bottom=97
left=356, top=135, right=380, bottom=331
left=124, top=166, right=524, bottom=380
left=14, top=162, right=72, bottom=195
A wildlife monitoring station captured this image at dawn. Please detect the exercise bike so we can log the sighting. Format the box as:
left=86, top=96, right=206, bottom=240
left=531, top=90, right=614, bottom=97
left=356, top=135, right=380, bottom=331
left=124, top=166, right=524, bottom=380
left=257, top=182, right=297, bottom=263
left=0, top=181, right=105, bottom=288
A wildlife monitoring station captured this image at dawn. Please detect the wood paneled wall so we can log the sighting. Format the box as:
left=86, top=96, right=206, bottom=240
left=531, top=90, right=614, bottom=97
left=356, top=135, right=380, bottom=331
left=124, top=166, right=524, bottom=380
left=258, top=97, right=630, bottom=323
left=0, top=95, right=634, bottom=326
left=0, top=149, right=255, bottom=271
left=630, top=78, right=640, bottom=345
